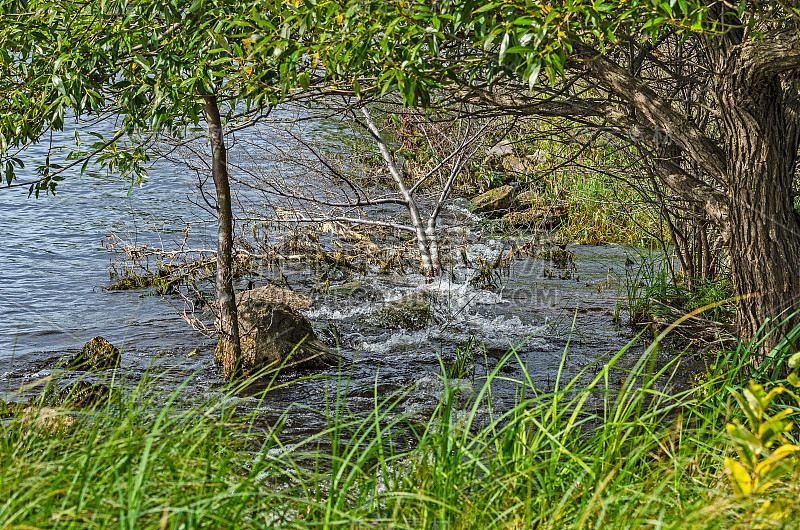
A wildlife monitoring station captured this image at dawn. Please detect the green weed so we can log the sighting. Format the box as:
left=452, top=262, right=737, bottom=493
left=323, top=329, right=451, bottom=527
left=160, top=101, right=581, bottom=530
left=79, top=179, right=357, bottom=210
left=2, top=324, right=800, bottom=528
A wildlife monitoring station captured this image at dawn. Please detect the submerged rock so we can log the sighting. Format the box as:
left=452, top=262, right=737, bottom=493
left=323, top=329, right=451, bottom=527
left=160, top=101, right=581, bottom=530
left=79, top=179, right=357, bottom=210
left=37, top=381, right=115, bottom=409
left=363, top=297, right=431, bottom=331
left=402, top=376, right=475, bottom=417
left=65, top=336, right=121, bottom=371
left=216, top=297, right=335, bottom=375
left=471, top=185, right=517, bottom=216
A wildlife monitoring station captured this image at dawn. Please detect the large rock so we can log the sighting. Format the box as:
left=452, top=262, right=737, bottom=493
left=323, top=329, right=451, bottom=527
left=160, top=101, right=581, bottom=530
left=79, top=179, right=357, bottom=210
left=362, top=297, right=431, bottom=331
left=471, top=185, right=517, bottom=216
left=216, top=290, right=334, bottom=375
left=65, top=336, right=120, bottom=371
left=236, top=285, right=313, bottom=310
left=502, top=203, right=568, bottom=228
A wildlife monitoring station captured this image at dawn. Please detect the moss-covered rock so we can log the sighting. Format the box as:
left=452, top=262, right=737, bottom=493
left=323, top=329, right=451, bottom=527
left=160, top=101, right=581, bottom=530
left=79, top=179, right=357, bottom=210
left=512, top=189, right=544, bottom=210
left=471, top=185, right=516, bottom=216
left=363, top=297, right=431, bottom=331
left=65, top=336, right=120, bottom=371
left=0, top=398, right=20, bottom=418
left=236, top=285, right=313, bottom=310
left=215, top=299, right=335, bottom=375
left=502, top=203, right=568, bottom=229
left=20, top=406, right=75, bottom=435
left=37, top=381, right=116, bottom=409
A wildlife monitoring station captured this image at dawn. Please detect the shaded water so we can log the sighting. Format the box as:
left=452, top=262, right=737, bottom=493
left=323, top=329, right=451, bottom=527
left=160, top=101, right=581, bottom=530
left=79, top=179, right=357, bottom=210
left=0, top=120, right=668, bottom=439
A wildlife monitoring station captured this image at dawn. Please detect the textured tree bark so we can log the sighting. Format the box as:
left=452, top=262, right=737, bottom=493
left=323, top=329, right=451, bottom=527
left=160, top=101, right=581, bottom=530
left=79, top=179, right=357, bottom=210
left=455, top=25, right=800, bottom=364
left=719, top=72, right=800, bottom=359
left=202, top=93, right=242, bottom=379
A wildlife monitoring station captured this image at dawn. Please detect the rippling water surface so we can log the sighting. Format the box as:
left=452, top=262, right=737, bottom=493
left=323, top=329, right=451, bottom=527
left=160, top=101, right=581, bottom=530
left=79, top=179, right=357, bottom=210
left=1, top=120, right=663, bottom=438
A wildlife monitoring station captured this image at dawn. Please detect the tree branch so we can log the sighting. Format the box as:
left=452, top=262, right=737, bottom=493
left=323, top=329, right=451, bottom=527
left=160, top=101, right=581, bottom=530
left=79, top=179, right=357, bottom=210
left=572, top=43, right=729, bottom=184
left=736, top=30, right=800, bottom=78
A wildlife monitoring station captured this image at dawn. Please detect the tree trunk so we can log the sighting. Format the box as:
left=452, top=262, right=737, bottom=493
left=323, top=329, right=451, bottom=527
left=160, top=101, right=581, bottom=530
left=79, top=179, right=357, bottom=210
left=202, top=93, right=242, bottom=379
left=359, top=106, right=440, bottom=279
left=425, top=219, right=442, bottom=277
left=719, top=73, right=800, bottom=362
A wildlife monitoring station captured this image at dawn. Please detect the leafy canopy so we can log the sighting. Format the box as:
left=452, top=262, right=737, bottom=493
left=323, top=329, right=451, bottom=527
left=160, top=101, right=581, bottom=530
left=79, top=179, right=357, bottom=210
left=0, top=0, right=286, bottom=195
left=276, top=0, right=794, bottom=104
left=2, top=0, right=796, bottom=194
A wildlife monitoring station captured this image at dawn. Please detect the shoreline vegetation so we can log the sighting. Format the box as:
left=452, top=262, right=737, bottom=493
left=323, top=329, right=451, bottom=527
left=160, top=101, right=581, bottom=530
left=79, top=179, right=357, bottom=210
left=3, top=1, right=800, bottom=527
left=0, top=104, right=790, bottom=530
left=3, top=329, right=800, bottom=528
left=3, top=112, right=750, bottom=528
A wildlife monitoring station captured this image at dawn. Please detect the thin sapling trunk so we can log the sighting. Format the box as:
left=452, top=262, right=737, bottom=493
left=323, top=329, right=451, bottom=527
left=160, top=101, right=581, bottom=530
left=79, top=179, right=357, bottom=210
left=202, top=92, right=242, bottom=380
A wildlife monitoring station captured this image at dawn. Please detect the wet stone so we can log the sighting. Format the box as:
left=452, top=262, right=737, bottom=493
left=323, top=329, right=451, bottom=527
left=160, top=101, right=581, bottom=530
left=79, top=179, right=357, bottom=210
left=65, top=336, right=121, bottom=372
left=36, top=381, right=115, bottom=409
left=349, top=283, right=381, bottom=302
left=471, top=185, right=517, bottom=216
left=312, top=322, right=341, bottom=349
left=363, top=297, right=431, bottom=331
left=216, top=299, right=336, bottom=376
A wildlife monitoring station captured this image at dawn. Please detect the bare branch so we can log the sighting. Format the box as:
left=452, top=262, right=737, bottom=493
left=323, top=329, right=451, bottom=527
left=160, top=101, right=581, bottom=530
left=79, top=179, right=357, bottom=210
left=572, top=43, right=729, bottom=183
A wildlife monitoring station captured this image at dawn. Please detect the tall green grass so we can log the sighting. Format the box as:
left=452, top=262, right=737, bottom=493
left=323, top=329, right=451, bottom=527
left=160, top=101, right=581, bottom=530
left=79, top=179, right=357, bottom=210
left=2, top=332, right=798, bottom=528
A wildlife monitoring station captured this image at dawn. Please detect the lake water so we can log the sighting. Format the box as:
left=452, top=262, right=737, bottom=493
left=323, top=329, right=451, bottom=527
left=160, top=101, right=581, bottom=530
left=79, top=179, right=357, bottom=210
left=1, top=120, right=218, bottom=393
left=0, top=118, right=665, bottom=439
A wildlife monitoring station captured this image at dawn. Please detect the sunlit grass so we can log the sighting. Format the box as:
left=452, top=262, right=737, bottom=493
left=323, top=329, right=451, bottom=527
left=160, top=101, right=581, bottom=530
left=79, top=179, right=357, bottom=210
left=2, top=330, right=799, bottom=528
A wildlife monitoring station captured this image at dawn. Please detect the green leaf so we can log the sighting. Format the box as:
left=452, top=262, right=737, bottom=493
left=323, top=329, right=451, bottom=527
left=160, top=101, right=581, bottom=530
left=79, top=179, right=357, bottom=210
left=527, top=61, right=541, bottom=91
left=472, top=3, right=500, bottom=15
left=51, top=75, right=66, bottom=96
left=788, top=352, right=800, bottom=368
left=498, top=32, right=510, bottom=63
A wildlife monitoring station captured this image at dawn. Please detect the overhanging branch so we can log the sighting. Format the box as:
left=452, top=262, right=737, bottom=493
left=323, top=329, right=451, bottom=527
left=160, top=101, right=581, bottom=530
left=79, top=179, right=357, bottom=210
left=572, top=43, right=729, bottom=184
